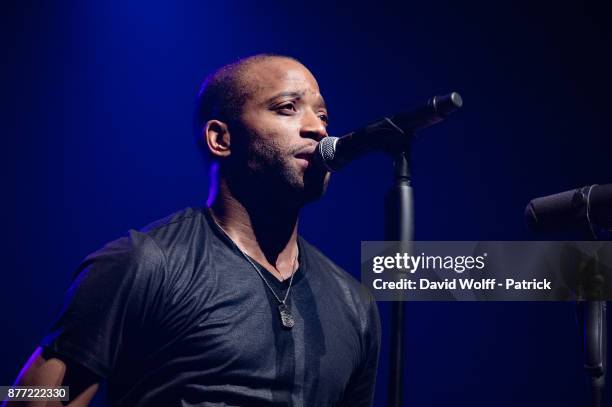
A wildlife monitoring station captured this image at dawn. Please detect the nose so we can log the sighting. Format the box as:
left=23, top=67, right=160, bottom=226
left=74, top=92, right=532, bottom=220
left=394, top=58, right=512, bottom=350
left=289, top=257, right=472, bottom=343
left=300, top=109, right=327, bottom=142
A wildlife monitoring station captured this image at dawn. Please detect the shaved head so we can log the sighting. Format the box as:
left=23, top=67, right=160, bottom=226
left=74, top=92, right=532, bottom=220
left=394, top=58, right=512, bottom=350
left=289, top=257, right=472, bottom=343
left=195, top=54, right=300, bottom=152
left=197, top=53, right=329, bottom=207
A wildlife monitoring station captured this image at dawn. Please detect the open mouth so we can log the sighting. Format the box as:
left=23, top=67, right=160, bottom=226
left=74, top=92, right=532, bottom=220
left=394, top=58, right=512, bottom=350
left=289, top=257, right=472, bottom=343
left=295, top=152, right=313, bottom=162
left=294, top=151, right=314, bottom=169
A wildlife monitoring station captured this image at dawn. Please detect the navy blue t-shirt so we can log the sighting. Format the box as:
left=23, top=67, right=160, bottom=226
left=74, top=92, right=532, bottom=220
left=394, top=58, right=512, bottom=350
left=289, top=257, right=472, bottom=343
left=42, top=208, right=380, bottom=406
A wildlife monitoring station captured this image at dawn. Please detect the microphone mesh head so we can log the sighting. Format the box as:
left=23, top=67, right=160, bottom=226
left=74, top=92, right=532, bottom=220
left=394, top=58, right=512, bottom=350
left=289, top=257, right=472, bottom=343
left=319, top=137, right=337, bottom=161
left=316, top=137, right=339, bottom=171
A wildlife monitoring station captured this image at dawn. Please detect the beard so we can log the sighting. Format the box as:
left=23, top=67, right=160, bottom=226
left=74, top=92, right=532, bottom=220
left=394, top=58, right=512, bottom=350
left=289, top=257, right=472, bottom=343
left=226, top=138, right=330, bottom=208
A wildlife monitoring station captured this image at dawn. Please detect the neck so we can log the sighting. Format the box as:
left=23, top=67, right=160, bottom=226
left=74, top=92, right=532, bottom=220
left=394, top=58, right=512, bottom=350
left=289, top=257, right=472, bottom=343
left=208, top=171, right=300, bottom=280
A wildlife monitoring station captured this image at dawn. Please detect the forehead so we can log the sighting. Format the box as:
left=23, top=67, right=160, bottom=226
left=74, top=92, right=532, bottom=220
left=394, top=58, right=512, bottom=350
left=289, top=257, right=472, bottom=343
left=240, top=58, right=322, bottom=103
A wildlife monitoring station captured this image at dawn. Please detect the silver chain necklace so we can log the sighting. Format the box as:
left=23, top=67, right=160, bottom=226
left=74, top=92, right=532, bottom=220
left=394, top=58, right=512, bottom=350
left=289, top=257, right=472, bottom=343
left=212, top=217, right=298, bottom=329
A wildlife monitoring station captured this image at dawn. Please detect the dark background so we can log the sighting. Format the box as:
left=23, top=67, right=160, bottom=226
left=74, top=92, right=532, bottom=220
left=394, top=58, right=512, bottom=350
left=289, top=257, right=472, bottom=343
left=2, top=1, right=611, bottom=406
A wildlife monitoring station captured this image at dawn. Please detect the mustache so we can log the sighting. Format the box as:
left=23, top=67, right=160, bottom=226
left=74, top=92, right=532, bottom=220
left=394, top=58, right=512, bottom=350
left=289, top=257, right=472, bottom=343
left=291, top=143, right=318, bottom=156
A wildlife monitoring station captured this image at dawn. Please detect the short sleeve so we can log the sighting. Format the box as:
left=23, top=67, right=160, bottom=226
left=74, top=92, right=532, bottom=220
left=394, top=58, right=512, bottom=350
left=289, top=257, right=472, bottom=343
left=40, top=230, right=166, bottom=379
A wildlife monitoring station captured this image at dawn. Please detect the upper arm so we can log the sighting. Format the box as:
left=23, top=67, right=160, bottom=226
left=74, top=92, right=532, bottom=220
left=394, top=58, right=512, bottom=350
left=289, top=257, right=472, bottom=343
left=5, top=232, right=165, bottom=407
left=40, top=232, right=165, bottom=378
left=3, top=347, right=100, bottom=407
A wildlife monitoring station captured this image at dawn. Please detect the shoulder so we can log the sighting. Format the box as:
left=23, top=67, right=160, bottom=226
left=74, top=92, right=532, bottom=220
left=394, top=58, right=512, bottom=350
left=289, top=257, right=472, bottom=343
left=299, top=237, right=378, bottom=320
left=40, top=210, right=209, bottom=378
left=137, top=207, right=213, bottom=273
left=299, top=237, right=367, bottom=294
left=139, top=207, right=207, bottom=248
left=78, top=207, right=208, bottom=280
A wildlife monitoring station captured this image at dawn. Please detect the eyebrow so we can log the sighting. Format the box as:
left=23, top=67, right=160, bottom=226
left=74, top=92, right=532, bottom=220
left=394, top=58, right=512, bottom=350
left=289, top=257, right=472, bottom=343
left=267, top=91, right=327, bottom=109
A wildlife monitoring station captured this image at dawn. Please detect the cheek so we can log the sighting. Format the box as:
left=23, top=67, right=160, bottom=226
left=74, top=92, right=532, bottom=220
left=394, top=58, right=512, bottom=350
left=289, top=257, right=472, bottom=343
left=249, top=128, right=292, bottom=158
left=239, top=113, right=299, bottom=161
left=245, top=132, right=287, bottom=169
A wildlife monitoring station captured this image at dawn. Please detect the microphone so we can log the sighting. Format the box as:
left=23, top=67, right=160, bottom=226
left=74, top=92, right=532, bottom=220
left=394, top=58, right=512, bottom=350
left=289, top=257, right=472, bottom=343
left=525, top=184, right=612, bottom=235
left=315, top=92, right=463, bottom=172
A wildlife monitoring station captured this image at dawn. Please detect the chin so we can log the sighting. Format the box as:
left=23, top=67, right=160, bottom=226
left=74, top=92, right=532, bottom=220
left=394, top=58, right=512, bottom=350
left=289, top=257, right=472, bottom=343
left=252, top=163, right=330, bottom=206
left=299, top=170, right=330, bottom=205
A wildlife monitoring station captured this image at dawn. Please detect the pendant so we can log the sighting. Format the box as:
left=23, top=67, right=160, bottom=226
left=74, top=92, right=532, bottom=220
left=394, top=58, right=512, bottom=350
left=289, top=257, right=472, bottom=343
left=278, top=303, right=295, bottom=329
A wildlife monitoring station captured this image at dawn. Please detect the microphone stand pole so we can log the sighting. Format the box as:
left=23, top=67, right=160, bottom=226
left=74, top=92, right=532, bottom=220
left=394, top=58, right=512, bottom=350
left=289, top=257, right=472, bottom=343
left=577, top=249, right=607, bottom=407
left=385, top=149, right=413, bottom=407
left=583, top=299, right=606, bottom=407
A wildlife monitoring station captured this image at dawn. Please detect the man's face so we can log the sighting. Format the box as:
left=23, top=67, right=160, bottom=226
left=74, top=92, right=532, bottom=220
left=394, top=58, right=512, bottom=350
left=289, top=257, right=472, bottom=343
left=229, top=58, right=330, bottom=205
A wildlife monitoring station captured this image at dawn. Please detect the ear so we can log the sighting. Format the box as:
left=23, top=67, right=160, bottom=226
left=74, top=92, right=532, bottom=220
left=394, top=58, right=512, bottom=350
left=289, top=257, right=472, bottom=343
left=203, top=120, right=231, bottom=158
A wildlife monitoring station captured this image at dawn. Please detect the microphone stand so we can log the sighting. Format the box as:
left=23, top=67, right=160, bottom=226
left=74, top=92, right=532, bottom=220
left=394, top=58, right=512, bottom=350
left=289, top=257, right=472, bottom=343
left=384, top=149, right=413, bottom=407
left=577, top=249, right=607, bottom=407
left=317, top=92, right=461, bottom=406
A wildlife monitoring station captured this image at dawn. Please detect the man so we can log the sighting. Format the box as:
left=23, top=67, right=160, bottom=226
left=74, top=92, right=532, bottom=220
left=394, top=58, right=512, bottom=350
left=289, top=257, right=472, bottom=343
left=6, top=54, right=380, bottom=407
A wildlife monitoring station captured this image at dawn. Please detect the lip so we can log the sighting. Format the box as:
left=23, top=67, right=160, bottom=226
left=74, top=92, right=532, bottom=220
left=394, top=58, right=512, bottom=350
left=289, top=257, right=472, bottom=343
left=295, top=155, right=311, bottom=168
left=294, top=145, right=317, bottom=167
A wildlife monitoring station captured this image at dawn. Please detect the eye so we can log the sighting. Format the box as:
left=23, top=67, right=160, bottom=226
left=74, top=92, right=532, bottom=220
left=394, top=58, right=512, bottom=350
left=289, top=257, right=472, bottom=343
left=276, top=102, right=297, bottom=114
left=318, top=112, right=329, bottom=125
